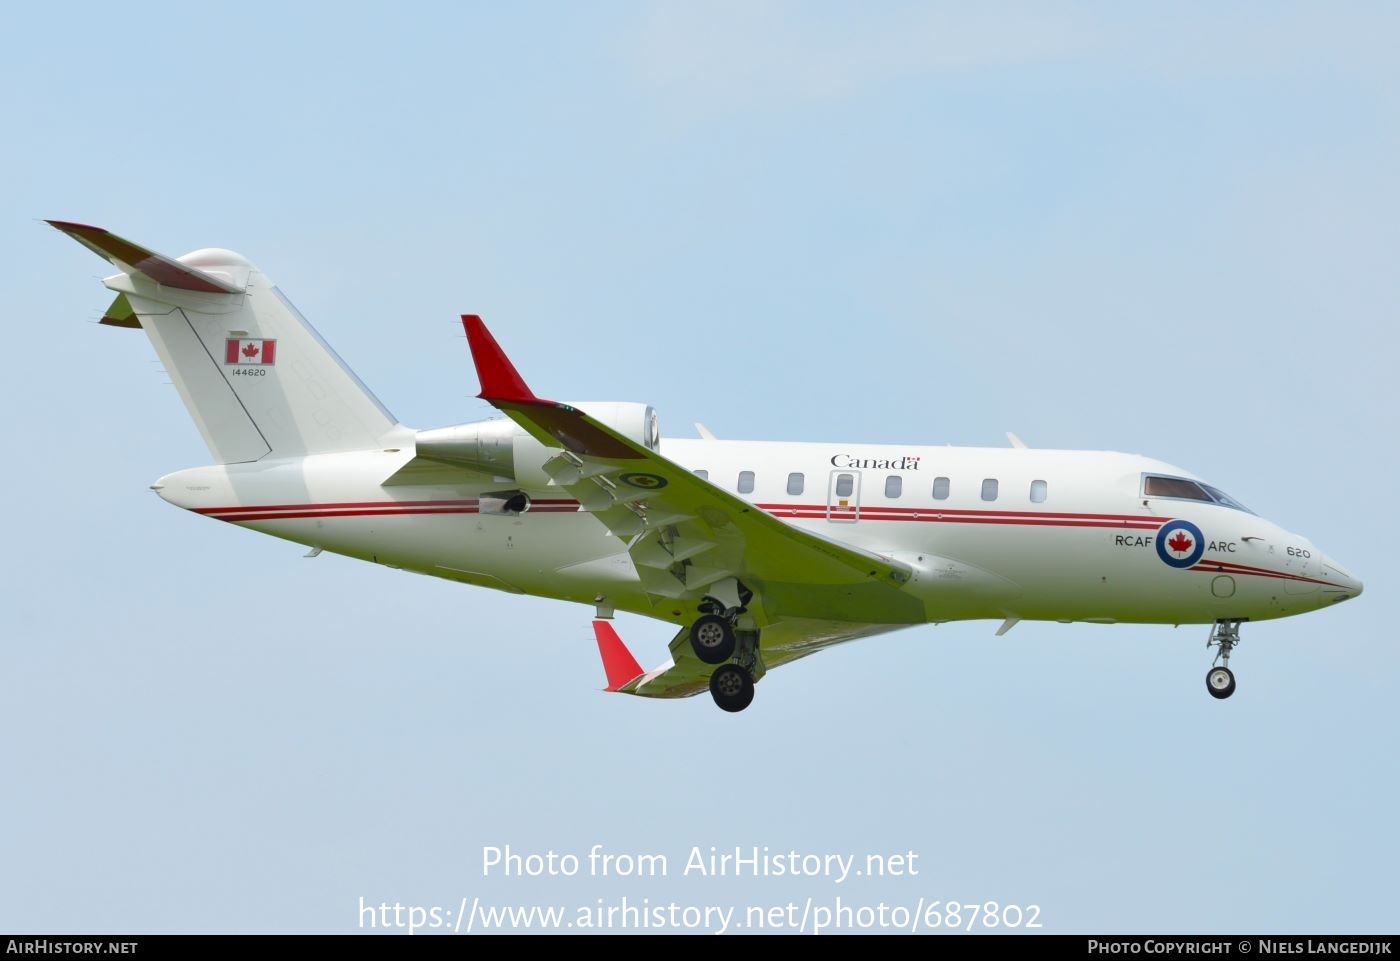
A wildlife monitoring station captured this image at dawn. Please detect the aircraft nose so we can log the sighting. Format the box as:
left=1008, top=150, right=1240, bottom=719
left=1322, top=556, right=1363, bottom=600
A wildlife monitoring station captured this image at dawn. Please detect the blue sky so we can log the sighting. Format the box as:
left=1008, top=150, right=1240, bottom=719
left=3, top=1, right=1396, bottom=934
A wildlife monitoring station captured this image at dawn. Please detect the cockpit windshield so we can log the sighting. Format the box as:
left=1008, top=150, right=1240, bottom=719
left=1198, top=483, right=1251, bottom=513
left=1143, top=475, right=1252, bottom=514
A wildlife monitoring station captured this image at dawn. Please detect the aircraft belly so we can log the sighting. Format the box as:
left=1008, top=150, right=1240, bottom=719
left=250, top=510, right=645, bottom=603
left=160, top=458, right=647, bottom=607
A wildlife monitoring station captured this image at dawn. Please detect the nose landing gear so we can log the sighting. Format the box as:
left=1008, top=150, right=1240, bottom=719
left=1207, top=665, right=1236, bottom=698
left=1205, top=619, right=1242, bottom=700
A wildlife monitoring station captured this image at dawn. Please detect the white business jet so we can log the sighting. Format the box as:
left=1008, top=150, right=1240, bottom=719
left=51, top=221, right=1362, bottom=712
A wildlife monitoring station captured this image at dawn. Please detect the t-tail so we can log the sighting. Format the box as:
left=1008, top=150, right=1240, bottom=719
left=49, top=221, right=398, bottom=463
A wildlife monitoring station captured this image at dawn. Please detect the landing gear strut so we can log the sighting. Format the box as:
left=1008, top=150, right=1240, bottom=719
left=688, top=582, right=764, bottom=712
left=703, top=627, right=762, bottom=712
left=1205, top=619, right=1241, bottom=700
left=688, top=584, right=752, bottom=665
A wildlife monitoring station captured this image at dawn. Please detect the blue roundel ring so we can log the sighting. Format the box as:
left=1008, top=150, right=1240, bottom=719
left=1156, top=519, right=1206, bottom=569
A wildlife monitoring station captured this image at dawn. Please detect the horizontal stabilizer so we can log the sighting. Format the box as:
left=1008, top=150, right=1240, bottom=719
left=592, top=620, right=645, bottom=692
left=100, top=293, right=140, bottom=329
left=47, top=220, right=244, bottom=294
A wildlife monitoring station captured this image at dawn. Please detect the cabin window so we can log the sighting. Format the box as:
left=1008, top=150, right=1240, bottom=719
left=787, top=472, right=805, bottom=495
left=835, top=473, right=854, bottom=497
left=885, top=475, right=902, bottom=498
left=693, top=469, right=708, bottom=480
left=981, top=478, right=999, bottom=501
left=932, top=476, right=950, bottom=500
left=737, top=471, right=755, bottom=494
left=1030, top=479, right=1048, bottom=503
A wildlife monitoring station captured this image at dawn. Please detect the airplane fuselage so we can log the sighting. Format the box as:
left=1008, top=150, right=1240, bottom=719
left=52, top=221, right=1364, bottom=708
left=153, top=437, right=1360, bottom=632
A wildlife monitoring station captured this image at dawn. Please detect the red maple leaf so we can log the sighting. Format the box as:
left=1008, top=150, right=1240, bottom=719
left=1167, top=531, right=1194, bottom=554
left=241, top=342, right=259, bottom=358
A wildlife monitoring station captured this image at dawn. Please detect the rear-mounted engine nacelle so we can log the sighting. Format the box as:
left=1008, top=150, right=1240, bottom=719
left=413, top=403, right=659, bottom=487
left=564, top=402, right=660, bottom=452
left=413, top=419, right=517, bottom=477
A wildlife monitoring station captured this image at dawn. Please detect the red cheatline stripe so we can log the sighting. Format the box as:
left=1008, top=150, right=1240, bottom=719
left=196, top=499, right=481, bottom=515
left=755, top=503, right=1168, bottom=524
left=215, top=506, right=480, bottom=522
left=199, top=497, right=585, bottom=523
left=1188, top=559, right=1349, bottom=589
left=855, top=507, right=1166, bottom=523
left=1193, top=559, right=1294, bottom=579
left=197, top=497, right=581, bottom=517
left=760, top=508, right=1163, bottom=530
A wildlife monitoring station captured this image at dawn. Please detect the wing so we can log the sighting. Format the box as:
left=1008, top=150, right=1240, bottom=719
left=462, top=315, right=923, bottom=630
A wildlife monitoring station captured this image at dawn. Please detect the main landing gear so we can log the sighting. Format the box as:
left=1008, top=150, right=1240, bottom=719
left=709, top=664, right=755, bottom=713
left=688, top=583, right=763, bottom=713
left=690, top=613, right=735, bottom=664
left=1206, top=619, right=1242, bottom=700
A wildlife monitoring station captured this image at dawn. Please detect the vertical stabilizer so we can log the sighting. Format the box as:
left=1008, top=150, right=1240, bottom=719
left=50, top=222, right=398, bottom=463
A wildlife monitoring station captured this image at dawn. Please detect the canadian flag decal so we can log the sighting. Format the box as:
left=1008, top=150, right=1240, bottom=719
left=225, top=338, right=277, bottom=365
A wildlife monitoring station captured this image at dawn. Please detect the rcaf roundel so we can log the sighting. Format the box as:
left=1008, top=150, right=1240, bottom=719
left=618, top=472, right=667, bottom=490
left=1155, top=519, right=1205, bottom=569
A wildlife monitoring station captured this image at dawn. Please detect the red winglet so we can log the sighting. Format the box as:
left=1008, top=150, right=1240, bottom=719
left=462, top=314, right=539, bottom=402
left=593, top=620, right=645, bottom=692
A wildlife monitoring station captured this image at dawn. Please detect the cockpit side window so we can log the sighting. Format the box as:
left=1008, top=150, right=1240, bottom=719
left=1143, top=475, right=1252, bottom=513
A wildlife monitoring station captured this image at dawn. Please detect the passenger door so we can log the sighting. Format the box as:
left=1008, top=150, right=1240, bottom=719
left=826, top=470, right=861, bottom=523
